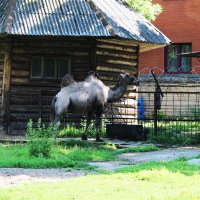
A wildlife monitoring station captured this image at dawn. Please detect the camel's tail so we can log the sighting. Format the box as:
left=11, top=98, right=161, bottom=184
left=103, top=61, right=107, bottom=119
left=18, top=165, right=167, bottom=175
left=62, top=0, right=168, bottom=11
left=50, top=96, right=57, bottom=122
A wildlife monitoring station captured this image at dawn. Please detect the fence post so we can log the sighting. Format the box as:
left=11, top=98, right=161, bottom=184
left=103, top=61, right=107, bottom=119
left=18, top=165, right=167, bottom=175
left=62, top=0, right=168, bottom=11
left=154, top=89, right=158, bottom=137
left=151, top=70, right=164, bottom=138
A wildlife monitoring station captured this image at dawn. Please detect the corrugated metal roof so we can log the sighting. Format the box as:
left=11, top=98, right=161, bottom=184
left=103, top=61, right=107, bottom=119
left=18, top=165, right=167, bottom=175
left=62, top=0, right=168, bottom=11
left=0, top=0, right=170, bottom=45
left=0, top=0, right=9, bottom=34
left=92, top=0, right=170, bottom=44
left=11, top=0, right=110, bottom=36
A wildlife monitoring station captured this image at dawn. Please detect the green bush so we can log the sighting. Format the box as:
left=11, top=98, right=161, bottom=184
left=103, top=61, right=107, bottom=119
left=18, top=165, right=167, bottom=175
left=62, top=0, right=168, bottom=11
left=27, top=119, right=59, bottom=158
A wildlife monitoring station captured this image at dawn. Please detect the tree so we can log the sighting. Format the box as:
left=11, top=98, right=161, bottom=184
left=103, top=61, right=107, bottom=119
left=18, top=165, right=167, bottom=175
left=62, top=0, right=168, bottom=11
left=124, top=0, right=163, bottom=21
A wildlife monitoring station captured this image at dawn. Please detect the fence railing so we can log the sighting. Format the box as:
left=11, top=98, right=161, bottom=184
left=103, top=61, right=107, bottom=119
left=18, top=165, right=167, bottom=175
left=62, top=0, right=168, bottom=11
left=138, top=90, right=200, bottom=143
left=1, top=88, right=200, bottom=143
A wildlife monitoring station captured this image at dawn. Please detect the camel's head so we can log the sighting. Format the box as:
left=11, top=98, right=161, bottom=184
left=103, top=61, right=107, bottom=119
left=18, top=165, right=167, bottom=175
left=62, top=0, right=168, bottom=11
left=118, top=73, right=138, bottom=85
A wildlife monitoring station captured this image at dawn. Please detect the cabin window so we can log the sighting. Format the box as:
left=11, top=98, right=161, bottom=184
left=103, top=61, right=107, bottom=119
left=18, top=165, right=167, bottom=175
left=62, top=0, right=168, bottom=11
left=57, top=58, right=69, bottom=79
left=31, top=57, right=71, bottom=80
left=31, top=57, right=43, bottom=78
left=165, top=43, right=191, bottom=74
left=44, top=58, right=56, bottom=79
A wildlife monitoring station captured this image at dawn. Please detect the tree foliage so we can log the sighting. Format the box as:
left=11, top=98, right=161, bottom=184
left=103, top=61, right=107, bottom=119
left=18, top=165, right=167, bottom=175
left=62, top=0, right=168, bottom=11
left=124, top=0, right=163, bottom=21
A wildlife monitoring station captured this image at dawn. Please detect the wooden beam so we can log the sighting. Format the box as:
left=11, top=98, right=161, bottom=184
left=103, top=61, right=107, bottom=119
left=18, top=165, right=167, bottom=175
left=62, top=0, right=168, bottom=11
left=97, top=44, right=137, bottom=53
left=2, top=41, right=12, bottom=134
left=2, top=42, right=12, bottom=92
left=97, top=39, right=139, bottom=47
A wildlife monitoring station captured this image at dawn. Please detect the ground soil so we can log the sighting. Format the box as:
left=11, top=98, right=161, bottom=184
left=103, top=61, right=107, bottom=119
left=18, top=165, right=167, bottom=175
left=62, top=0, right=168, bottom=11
left=0, top=168, right=85, bottom=188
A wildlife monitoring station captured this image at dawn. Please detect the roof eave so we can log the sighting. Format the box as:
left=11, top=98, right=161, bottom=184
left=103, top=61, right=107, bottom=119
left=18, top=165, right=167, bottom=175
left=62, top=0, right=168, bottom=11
left=139, top=41, right=170, bottom=52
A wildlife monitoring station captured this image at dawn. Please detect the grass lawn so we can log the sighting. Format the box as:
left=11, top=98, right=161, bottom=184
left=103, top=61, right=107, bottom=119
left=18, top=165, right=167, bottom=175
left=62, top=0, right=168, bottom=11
left=0, top=141, right=158, bottom=169
left=0, top=142, right=114, bottom=169
left=1, top=162, right=200, bottom=200
left=0, top=142, right=200, bottom=199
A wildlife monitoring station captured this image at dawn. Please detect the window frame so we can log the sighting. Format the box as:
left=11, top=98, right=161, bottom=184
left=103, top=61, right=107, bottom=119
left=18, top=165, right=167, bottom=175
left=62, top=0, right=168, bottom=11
left=31, top=56, right=71, bottom=81
left=164, top=43, right=192, bottom=74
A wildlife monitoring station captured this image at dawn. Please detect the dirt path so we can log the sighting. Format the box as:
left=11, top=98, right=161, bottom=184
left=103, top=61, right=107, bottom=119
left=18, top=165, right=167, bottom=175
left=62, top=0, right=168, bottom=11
left=89, top=146, right=200, bottom=171
left=118, top=146, right=200, bottom=163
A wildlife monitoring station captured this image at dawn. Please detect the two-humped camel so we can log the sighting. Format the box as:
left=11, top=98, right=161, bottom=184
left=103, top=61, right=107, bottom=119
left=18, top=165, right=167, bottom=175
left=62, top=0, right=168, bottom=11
left=51, top=72, right=135, bottom=141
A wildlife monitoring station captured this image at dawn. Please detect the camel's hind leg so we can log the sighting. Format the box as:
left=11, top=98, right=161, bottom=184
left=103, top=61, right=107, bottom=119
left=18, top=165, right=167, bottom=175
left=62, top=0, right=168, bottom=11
left=53, top=100, right=69, bottom=140
left=53, top=114, right=61, bottom=127
left=53, top=114, right=61, bottom=143
left=81, top=111, right=93, bottom=140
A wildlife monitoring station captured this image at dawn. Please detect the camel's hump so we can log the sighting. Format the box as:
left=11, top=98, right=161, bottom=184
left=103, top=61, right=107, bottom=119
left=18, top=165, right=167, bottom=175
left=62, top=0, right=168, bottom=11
left=61, top=74, right=76, bottom=88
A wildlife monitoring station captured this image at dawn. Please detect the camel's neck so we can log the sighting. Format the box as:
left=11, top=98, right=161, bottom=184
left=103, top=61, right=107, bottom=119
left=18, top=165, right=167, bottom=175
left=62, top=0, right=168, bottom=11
left=107, top=83, right=128, bottom=103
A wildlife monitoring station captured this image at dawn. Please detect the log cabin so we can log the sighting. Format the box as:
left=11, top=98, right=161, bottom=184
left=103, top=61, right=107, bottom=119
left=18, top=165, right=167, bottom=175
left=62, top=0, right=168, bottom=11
left=0, top=0, right=170, bottom=134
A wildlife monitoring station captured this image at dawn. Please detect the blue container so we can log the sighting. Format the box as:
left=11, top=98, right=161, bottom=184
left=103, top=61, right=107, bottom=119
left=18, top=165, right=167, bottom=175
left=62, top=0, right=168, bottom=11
left=138, top=97, right=144, bottom=119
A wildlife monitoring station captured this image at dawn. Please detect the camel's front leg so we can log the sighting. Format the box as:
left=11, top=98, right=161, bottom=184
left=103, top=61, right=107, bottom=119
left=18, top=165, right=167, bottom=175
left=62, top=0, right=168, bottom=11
left=81, top=112, right=93, bottom=140
left=95, top=113, right=103, bottom=142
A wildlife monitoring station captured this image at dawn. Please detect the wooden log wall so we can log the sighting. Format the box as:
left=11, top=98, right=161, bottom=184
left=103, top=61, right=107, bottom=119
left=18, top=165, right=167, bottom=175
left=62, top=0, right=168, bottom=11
left=6, top=38, right=139, bottom=133
left=9, top=38, right=95, bottom=132
left=96, top=39, right=139, bottom=123
left=11, top=38, right=95, bottom=85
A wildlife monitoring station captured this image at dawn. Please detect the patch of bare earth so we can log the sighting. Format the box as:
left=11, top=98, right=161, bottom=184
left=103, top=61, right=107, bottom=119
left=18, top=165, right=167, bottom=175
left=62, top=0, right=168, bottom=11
left=0, top=168, right=86, bottom=188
